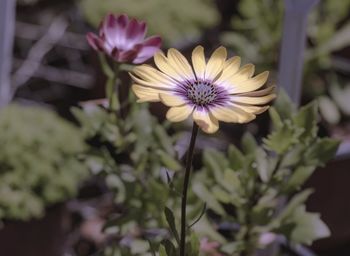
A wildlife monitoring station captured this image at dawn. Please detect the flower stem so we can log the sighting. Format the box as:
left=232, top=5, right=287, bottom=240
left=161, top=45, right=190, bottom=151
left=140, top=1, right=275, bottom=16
left=180, top=122, right=199, bottom=256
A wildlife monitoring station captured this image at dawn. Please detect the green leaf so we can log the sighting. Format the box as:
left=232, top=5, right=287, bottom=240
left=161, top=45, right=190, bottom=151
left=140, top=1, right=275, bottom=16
left=273, top=89, right=296, bottom=119
left=330, top=83, right=350, bottom=115
left=189, top=233, right=200, bottom=256
left=161, top=239, right=177, bottom=256
left=304, top=138, right=340, bottom=166
left=277, top=189, right=314, bottom=222
left=157, top=150, right=182, bottom=171
left=285, top=166, right=316, bottom=191
left=164, top=207, right=180, bottom=245
left=318, top=96, right=341, bottom=125
left=241, top=132, right=257, bottom=154
left=269, top=107, right=283, bottom=129
left=192, top=182, right=226, bottom=215
left=154, top=125, right=175, bottom=155
left=105, top=174, right=126, bottom=202
left=255, top=148, right=269, bottom=182
left=212, top=186, right=231, bottom=204
left=159, top=244, right=167, bottom=256
left=263, top=122, right=302, bottom=154
left=290, top=206, right=330, bottom=245
left=130, top=239, right=150, bottom=254
left=228, top=144, right=245, bottom=170
left=292, top=101, right=318, bottom=140
left=191, top=216, right=226, bottom=243
left=203, top=149, right=228, bottom=181
left=223, top=168, right=242, bottom=193
left=280, top=146, right=304, bottom=167
left=221, top=242, right=243, bottom=254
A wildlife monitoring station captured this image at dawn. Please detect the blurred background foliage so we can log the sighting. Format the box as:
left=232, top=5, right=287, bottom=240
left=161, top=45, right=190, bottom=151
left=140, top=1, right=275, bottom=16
left=0, top=104, right=87, bottom=221
left=221, top=0, right=350, bottom=126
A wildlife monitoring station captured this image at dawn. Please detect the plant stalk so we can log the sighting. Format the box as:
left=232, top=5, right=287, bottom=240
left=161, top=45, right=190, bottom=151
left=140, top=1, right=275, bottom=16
left=180, top=122, right=199, bottom=256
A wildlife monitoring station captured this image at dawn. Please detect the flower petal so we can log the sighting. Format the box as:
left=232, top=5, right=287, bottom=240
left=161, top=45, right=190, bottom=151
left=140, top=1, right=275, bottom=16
left=239, top=85, right=275, bottom=97
left=134, top=36, right=162, bottom=63
left=118, top=45, right=142, bottom=62
left=103, top=14, right=128, bottom=48
left=86, top=33, right=105, bottom=51
left=132, top=65, right=176, bottom=88
left=205, top=46, right=227, bottom=80
left=126, top=18, right=146, bottom=43
left=231, top=94, right=276, bottom=105
left=231, top=103, right=270, bottom=114
left=167, top=48, right=195, bottom=81
left=192, top=46, right=206, bottom=80
left=154, top=51, right=184, bottom=81
left=132, top=84, right=161, bottom=102
left=216, top=56, right=241, bottom=84
left=211, top=105, right=255, bottom=123
left=193, top=108, right=219, bottom=133
left=159, top=93, right=186, bottom=107
left=227, top=71, right=270, bottom=94
left=130, top=73, right=174, bottom=91
left=166, top=105, right=194, bottom=122
left=232, top=64, right=255, bottom=81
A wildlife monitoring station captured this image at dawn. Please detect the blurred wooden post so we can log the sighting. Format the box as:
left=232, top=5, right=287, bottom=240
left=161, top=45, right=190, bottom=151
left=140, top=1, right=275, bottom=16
left=0, top=0, right=16, bottom=108
left=278, top=0, right=319, bottom=106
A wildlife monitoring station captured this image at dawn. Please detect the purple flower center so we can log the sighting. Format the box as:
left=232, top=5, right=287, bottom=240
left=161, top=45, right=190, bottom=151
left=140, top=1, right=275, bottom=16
left=187, top=80, right=218, bottom=106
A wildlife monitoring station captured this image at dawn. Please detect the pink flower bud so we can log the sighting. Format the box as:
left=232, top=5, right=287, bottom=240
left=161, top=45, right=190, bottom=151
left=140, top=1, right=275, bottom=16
left=87, top=14, right=162, bottom=64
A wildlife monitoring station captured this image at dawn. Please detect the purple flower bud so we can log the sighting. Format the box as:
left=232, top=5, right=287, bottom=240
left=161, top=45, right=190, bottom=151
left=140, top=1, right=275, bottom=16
left=86, top=14, right=162, bottom=64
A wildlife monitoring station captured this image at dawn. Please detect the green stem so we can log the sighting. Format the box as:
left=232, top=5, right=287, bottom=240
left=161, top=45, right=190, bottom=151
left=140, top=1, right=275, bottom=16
left=98, top=54, right=121, bottom=111
left=180, top=122, right=199, bottom=256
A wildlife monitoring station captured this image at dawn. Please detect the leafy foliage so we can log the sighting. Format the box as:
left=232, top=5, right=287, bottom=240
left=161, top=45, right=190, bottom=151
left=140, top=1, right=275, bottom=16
left=80, top=0, right=219, bottom=46
left=73, top=101, right=185, bottom=251
left=0, top=104, right=87, bottom=221
left=194, top=92, right=339, bottom=255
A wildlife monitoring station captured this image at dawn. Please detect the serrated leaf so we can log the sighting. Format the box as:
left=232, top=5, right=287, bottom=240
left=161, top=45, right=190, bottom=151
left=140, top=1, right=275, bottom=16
left=304, top=138, right=340, bottom=166
left=290, top=206, right=330, bottom=245
left=164, top=207, right=180, bottom=245
left=263, top=123, right=301, bottom=154
left=292, top=101, right=318, bottom=140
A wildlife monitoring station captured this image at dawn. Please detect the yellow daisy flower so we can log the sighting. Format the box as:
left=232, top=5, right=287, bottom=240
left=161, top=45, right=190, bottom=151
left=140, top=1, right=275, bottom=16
left=130, top=46, right=276, bottom=133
